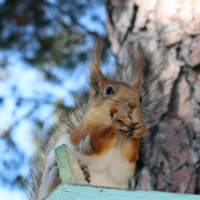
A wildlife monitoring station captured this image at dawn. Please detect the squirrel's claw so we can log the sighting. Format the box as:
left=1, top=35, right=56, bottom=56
left=112, top=111, right=134, bottom=131
left=79, top=163, right=91, bottom=183
left=111, top=111, right=147, bottom=139
left=127, top=120, right=147, bottom=138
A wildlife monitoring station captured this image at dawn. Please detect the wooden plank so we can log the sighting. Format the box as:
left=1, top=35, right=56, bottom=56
left=66, top=146, right=87, bottom=184
left=54, top=145, right=74, bottom=183
left=45, top=184, right=63, bottom=200
left=46, top=183, right=200, bottom=200
left=54, top=144, right=87, bottom=184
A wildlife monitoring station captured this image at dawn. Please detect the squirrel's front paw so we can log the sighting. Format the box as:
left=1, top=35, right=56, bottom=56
left=127, top=120, right=147, bottom=139
left=111, top=111, right=134, bottom=132
left=78, top=160, right=90, bottom=183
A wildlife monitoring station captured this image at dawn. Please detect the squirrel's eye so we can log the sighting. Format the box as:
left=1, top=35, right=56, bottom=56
left=105, top=86, right=114, bottom=95
left=140, top=96, right=142, bottom=102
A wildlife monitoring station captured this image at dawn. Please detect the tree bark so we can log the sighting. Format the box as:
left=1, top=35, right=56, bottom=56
left=106, top=0, right=200, bottom=194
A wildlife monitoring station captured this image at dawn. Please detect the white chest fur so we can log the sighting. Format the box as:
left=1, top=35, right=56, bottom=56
left=54, top=134, right=136, bottom=188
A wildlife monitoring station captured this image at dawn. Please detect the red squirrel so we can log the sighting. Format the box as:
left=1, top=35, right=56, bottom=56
left=26, top=38, right=163, bottom=200
left=68, top=39, right=147, bottom=187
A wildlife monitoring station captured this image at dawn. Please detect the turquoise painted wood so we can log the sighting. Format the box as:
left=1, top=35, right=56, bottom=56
left=54, top=145, right=74, bottom=183
left=46, top=183, right=200, bottom=200
left=54, top=144, right=87, bottom=184
left=45, top=145, right=200, bottom=200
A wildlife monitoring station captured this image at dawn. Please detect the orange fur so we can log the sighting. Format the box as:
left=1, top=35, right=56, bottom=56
left=122, top=138, right=140, bottom=163
left=70, top=119, right=118, bottom=156
left=132, top=52, right=145, bottom=89
left=89, top=125, right=118, bottom=156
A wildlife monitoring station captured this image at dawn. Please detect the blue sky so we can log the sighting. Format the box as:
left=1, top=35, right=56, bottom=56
left=0, top=1, right=109, bottom=199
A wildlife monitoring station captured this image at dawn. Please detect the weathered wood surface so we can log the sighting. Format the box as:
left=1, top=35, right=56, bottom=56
left=54, top=144, right=87, bottom=184
left=46, top=183, right=200, bottom=200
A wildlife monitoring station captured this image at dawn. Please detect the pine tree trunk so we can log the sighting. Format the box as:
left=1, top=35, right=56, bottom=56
left=106, top=0, right=200, bottom=194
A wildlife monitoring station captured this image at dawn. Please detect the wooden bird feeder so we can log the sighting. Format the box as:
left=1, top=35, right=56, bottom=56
left=45, top=145, right=199, bottom=200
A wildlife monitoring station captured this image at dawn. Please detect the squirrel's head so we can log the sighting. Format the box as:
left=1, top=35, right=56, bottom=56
left=88, top=38, right=143, bottom=122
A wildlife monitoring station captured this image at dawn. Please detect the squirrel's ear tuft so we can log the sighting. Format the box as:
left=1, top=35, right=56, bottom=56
left=89, top=36, right=106, bottom=104
left=132, top=52, right=144, bottom=89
